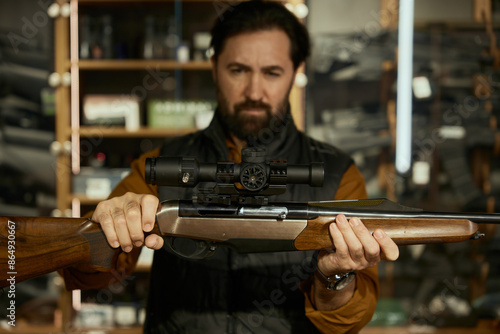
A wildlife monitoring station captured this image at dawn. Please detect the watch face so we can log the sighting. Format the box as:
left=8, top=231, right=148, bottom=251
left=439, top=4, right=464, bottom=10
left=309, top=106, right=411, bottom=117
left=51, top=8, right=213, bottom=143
left=315, top=268, right=356, bottom=291
left=333, top=272, right=356, bottom=290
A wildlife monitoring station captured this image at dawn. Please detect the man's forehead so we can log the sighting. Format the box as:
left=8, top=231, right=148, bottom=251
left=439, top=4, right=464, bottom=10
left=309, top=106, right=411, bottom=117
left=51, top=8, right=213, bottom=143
left=218, top=29, right=293, bottom=66
left=223, top=28, right=289, bottom=45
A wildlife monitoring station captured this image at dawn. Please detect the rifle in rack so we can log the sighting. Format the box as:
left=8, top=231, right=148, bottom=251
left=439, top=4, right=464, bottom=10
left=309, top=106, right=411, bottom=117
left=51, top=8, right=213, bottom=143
left=0, top=147, right=498, bottom=288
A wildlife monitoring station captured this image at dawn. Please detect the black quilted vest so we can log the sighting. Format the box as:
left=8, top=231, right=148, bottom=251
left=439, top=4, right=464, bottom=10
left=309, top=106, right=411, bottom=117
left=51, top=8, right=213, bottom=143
left=144, top=111, right=353, bottom=334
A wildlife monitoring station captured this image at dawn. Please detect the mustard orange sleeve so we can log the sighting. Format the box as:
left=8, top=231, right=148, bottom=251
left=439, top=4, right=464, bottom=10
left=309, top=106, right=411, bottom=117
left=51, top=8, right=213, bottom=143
left=61, top=147, right=161, bottom=291
left=107, top=146, right=161, bottom=200
left=302, top=163, right=380, bottom=333
left=334, top=163, right=368, bottom=201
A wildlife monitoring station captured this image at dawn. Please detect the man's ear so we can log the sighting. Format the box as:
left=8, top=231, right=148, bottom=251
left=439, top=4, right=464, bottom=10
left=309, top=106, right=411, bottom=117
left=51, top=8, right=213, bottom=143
left=210, top=56, right=217, bottom=83
left=294, top=61, right=305, bottom=77
left=291, top=61, right=305, bottom=88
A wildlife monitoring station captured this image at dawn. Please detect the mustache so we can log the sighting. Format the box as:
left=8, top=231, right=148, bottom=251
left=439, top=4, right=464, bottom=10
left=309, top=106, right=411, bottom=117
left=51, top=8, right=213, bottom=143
left=234, top=99, right=272, bottom=113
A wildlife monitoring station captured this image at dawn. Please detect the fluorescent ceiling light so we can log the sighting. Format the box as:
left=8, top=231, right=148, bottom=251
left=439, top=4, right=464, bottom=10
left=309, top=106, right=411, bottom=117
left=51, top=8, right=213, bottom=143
left=396, top=0, right=415, bottom=174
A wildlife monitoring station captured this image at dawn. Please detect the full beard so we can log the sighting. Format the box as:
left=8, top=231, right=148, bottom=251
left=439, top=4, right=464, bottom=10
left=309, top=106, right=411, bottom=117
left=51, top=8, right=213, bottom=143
left=216, top=86, right=290, bottom=142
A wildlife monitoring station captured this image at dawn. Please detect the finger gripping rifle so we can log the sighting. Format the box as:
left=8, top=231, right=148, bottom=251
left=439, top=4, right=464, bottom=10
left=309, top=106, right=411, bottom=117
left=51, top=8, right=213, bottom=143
left=144, top=148, right=494, bottom=260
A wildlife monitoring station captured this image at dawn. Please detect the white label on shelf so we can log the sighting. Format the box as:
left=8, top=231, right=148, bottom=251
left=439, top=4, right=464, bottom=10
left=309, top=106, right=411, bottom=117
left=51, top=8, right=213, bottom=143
left=85, top=178, right=111, bottom=199
left=438, top=126, right=466, bottom=140
left=412, top=161, right=430, bottom=186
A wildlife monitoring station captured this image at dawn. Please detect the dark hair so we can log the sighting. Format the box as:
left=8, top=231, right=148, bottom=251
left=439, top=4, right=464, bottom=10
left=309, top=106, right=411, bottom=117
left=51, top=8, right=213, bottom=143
left=210, top=0, right=310, bottom=70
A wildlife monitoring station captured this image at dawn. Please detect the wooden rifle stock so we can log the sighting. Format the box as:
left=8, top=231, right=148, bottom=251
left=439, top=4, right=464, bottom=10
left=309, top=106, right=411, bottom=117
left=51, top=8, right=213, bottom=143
left=0, top=216, right=116, bottom=289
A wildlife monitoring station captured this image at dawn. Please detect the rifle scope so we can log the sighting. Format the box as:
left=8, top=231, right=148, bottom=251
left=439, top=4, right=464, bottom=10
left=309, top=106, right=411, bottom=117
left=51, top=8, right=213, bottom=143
left=145, top=148, right=324, bottom=192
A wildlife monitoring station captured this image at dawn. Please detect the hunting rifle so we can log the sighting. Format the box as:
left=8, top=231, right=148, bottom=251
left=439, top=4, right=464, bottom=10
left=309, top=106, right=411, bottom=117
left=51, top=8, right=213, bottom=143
left=0, top=148, right=498, bottom=288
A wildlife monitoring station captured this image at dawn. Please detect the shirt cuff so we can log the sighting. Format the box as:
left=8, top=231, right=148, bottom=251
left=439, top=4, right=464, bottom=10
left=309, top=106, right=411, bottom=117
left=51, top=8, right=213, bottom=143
left=302, top=267, right=379, bottom=333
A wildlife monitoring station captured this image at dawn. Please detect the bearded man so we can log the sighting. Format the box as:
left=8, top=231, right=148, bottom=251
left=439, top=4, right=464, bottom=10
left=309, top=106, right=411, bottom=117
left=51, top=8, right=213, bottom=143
left=62, top=1, right=399, bottom=333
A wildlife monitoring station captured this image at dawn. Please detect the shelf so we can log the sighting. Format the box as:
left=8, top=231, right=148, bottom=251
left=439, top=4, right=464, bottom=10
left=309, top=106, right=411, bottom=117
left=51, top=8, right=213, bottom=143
left=414, top=20, right=500, bottom=31
left=69, top=326, right=142, bottom=334
left=0, top=325, right=142, bottom=334
left=71, top=194, right=105, bottom=206
left=0, top=325, right=63, bottom=333
left=361, top=320, right=500, bottom=333
left=76, top=126, right=196, bottom=138
left=76, top=60, right=212, bottom=71
left=78, top=0, right=216, bottom=3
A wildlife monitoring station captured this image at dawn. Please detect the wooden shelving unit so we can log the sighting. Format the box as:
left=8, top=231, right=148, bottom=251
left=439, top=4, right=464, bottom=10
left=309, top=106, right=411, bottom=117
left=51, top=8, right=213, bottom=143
left=76, top=126, right=195, bottom=138
left=76, top=59, right=212, bottom=70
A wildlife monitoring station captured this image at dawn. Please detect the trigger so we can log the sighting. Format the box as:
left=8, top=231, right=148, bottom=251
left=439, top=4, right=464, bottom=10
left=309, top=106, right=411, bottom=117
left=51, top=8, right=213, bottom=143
left=163, top=236, right=218, bottom=259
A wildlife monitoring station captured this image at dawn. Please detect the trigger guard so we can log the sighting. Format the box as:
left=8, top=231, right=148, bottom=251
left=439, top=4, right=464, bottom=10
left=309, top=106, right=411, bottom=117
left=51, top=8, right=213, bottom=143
left=164, top=236, right=217, bottom=259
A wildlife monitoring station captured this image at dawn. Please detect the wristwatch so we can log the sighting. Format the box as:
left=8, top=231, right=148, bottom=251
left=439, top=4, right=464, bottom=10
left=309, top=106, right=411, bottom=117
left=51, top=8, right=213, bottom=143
left=315, top=268, right=356, bottom=291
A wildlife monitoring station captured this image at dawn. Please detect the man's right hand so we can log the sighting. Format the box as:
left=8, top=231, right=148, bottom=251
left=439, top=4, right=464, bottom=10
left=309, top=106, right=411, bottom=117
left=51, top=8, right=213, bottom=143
left=92, top=192, right=164, bottom=252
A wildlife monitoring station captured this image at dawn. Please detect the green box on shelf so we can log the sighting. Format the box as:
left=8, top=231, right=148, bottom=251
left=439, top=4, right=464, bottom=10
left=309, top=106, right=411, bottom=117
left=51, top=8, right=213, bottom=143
left=147, top=99, right=216, bottom=129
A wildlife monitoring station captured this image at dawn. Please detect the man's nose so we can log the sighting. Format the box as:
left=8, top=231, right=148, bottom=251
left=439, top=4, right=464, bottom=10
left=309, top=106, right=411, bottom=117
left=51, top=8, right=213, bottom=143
left=245, top=73, right=264, bottom=101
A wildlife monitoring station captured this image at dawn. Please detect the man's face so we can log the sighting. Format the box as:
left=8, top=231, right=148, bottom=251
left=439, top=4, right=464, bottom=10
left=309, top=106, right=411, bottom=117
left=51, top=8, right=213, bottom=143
left=212, top=29, right=297, bottom=140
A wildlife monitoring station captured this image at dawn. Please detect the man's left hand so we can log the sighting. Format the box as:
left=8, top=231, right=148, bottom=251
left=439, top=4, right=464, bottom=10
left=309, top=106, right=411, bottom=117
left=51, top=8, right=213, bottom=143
left=317, top=214, right=399, bottom=277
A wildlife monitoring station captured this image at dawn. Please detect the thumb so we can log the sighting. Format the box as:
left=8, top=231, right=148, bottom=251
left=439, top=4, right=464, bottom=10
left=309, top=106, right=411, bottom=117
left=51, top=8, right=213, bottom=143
left=145, top=234, right=164, bottom=250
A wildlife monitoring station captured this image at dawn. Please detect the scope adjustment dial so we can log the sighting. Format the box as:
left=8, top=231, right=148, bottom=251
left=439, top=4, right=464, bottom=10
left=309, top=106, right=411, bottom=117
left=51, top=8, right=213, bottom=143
left=240, top=164, right=267, bottom=191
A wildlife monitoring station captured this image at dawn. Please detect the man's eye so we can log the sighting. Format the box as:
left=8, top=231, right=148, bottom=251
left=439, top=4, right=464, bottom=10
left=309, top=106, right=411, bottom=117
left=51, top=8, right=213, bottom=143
left=230, top=68, right=245, bottom=74
left=266, top=71, right=280, bottom=77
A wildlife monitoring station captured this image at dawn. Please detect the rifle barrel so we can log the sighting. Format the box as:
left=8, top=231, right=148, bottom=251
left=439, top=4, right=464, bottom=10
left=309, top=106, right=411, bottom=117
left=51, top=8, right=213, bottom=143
left=306, top=199, right=500, bottom=224
left=178, top=199, right=500, bottom=224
